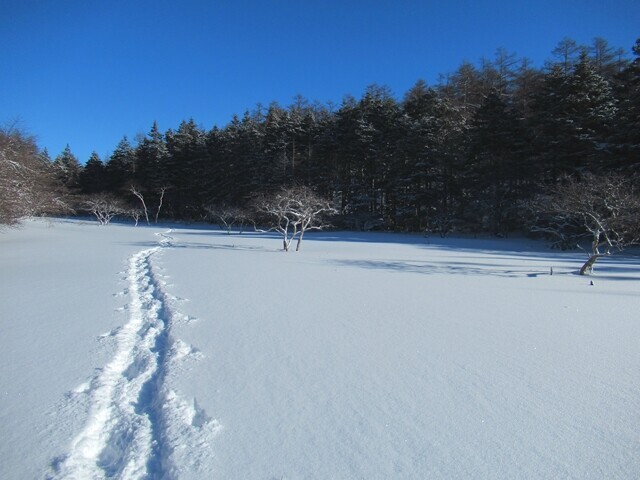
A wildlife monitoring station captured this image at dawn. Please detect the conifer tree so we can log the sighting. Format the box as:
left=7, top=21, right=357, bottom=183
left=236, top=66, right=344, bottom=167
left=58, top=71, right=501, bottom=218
left=612, top=38, right=640, bottom=173
left=105, top=136, right=135, bottom=192
left=565, top=51, right=618, bottom=171
left=79, top=151, right=106, bottom=194
left=399, top=80, right=446, bottom=230
left=589, top=37, right=627, bottom=80
left=466, top=90, right=529, bottom=233
left=263, top=102, right=291, bottom=185
left=52, top=144, right=82, bottom=191
left=164, top=119, right=208, bottom=218
left=531, top=53, right=617, bottom=179
left=551, top=37, right=583, bottom=75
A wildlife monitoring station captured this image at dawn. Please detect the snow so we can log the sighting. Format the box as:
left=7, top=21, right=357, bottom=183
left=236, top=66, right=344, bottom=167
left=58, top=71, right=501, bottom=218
left=1, top=218, right=639, bottom=479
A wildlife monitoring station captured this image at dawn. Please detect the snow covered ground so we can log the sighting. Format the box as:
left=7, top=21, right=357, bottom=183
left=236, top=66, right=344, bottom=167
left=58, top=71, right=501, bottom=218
left=1, top=218, right=639, bottom=479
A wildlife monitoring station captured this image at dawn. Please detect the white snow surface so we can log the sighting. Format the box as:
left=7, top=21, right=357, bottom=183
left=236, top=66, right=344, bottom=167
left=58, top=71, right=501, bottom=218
left=1, top=218, right=639, bottom=479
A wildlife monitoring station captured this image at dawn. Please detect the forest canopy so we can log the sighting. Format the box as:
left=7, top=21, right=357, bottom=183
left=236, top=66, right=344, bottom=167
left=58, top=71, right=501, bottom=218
left=4, top=36, right=640, bottom=237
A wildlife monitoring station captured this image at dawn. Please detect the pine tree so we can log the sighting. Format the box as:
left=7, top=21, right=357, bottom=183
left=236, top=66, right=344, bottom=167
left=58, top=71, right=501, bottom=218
left=216, top=115, right=247, bottom=205
left=439, top=61, right=484, bottom=121
left=492, top=47, right=519, bottom=97
left=164, top=119, right=208, bottom=218
left=79, top=151, right=106, bottom=194
left=333, top=94, right=360, bottom=216
left=263, top=102, right=291, bottom=185
left=52, top=144, right=82, bottom=191
left=398, top=80, right=445, bottom=230
left=551, top=37, right=583, bottom=75
left=512, top=58, right=543, bottom=119
left=312, top=104, right=341, bottom=198
left=135, top=121, right=168, bottom=192
left=466, top=90, right=529, bottom=233
left=531, top=53, right=617, bottom=178
left=105, top=136, right=135, bottom=192
left=589, top=37, right=627, bottom=80
left=333, top=86, right=402, bottom=229
left=298, top=101, right=326, bottom=188
left=565, top=51, right=618, bottom=170
left=612, top=38, right=640, bottom=173
left=39, top=148, right=52, bottom=164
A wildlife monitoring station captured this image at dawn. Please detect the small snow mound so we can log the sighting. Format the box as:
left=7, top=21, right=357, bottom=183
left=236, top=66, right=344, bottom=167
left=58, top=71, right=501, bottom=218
left=154, top=229, right=175, bottom=247
left=159, top=389, right=220, bottom=474
left=190, top=399, right=214, bottom=428
left=175, top=314, right=198, bottom=325
left=72, top=382, right=91, bottom=394
left=170, top=339, right=204, bottom=364
left=164, top=388, right=220, bottom=432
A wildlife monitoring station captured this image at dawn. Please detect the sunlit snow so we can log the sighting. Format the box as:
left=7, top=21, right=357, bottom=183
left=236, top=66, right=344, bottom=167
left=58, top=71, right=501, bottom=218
left=1, top=218, right=638, bottom=479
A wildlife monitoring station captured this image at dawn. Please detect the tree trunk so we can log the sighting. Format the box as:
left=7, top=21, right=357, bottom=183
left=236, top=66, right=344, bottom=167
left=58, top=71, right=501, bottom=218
left=155, top=187, right=166, bottom=224
left=130, top=187, right=150, bottom=225
left=579, top=254, right=603, bottom=275
left=296, top=229, right=305, bottom=251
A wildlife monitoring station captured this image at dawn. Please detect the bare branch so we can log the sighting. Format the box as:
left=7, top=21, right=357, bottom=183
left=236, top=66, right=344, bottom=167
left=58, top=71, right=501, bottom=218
left=205, top=203, right=250, bottom=234
left=252, top=186, right=336, bottom=251
left=155, top=186, right=167, bottom=224
left=130, top=185, right=150, bottom=225
left=82, top=194, right=126, bottom=225
left=0, top=125, right=67, bottom=226
left=530, top=173, right=640, bottom=274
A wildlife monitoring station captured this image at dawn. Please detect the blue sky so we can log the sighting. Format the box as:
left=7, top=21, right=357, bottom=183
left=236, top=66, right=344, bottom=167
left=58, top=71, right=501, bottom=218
left=1, top=0, right=638, bottom=163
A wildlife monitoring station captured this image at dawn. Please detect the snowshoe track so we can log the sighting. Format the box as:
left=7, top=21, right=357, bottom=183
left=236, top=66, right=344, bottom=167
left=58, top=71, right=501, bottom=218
left=49, top=230, right=218, bottom=480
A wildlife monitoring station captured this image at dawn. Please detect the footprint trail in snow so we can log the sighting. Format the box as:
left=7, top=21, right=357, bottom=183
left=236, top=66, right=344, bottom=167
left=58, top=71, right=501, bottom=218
left=49, top=230, right=219, bottom=480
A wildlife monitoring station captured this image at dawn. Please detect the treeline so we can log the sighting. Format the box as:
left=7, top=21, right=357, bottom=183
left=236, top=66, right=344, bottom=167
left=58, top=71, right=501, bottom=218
left=52, top=37, right=640, bottom=234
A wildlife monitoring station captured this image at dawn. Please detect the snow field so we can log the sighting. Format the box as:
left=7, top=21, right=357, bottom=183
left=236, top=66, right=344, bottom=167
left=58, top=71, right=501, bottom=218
left=1, top=219, right=639, bottom=479
left=160, top=229, right=640, bottom=478
left=48, top=230, right=219, bottom=479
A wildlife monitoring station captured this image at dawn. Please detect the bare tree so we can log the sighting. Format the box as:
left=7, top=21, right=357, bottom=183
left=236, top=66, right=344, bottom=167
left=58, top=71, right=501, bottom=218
left=155, top=186, right=167, bottom=224
left=205, top=203, right=250, bottom=234
left=128, top=207, right=144, bottom=226
left=253, top=185, right=337, bottom=251
left=531, top=174, right=640, bottom=275
left=0, top=124, right=66, bottom=226
left=130, top=185, right=167, bottom=225
left=83, top=194, right=127, bottom=225
left=130, top=185, right=150, bottom=225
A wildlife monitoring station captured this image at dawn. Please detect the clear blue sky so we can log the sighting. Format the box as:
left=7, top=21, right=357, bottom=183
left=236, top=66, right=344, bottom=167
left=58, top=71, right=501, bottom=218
left=2, top=0, right=638, bottom=163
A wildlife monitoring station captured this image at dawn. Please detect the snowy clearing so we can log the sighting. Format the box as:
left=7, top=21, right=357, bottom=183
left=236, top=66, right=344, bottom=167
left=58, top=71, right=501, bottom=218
left=1, top=218, right=639, bottom=479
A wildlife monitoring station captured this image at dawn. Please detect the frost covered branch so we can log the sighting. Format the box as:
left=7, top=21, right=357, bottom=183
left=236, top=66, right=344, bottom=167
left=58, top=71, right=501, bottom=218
left=205, top=204, right=250, bottom=234
left=0, top=124, right=66, bottom=226
left=83, top=194, right=127, bottom=225
left=531, top=173, right=640, bottom=274
left=253, top=185, right=337, bottom=251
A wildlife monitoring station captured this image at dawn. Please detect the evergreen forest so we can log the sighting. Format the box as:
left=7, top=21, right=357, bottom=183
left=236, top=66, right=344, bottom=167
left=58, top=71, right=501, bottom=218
left=19, top=37, right=640, bottom=235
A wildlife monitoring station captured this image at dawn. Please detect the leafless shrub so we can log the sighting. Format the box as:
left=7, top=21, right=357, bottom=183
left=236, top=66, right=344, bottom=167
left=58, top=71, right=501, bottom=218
left=253, top=185, right=337, bottom=251
left=128, top=207, right=144, bottom=226
left=83, top=194, right=127, bottom=225
left=530, top=173, right=640, bottom=275
left=205, top=204, right=250, bottom=234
